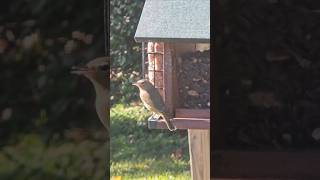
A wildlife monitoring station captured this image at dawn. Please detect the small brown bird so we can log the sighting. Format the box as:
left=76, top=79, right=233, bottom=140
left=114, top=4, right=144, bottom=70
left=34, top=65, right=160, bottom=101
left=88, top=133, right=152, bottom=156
left=71, top=57, right=109, bottom=130
left=133, top=79, right=176, bottom=131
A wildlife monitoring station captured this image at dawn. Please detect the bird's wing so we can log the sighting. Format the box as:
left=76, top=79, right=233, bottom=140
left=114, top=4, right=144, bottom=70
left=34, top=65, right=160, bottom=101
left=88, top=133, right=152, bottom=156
left=94, top=80, right=109, bottom=130
left=140, top=89, right=166, bottom=113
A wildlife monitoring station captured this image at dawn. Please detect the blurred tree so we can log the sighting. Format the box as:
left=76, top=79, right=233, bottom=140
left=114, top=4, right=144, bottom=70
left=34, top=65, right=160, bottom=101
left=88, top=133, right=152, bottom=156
left=0, top=0, right=105, bottom=144
left=110, top=0, right=144, bottom=105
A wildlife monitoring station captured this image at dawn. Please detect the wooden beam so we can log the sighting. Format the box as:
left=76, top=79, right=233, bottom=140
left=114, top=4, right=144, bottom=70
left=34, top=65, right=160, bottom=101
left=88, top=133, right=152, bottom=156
left=212, top=151, right=320, bottom=179
left=148, top=108, right=210, bottom=129
left=176, top=108, right=210, bottom=118
left=148, top=117, right=210, bottom=130
left=189, top=129, right=210, bottom=180
left=163, top=43, right=175, bottom=114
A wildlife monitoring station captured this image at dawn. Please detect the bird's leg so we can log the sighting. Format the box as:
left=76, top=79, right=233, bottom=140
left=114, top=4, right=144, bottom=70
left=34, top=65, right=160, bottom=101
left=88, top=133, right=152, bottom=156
left=152, top=113, right=161, bottom=120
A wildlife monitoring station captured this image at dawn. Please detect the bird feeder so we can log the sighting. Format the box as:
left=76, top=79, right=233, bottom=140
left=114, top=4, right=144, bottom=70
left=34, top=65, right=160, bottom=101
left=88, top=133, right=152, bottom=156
left=135, top=0, right=210, bottom=179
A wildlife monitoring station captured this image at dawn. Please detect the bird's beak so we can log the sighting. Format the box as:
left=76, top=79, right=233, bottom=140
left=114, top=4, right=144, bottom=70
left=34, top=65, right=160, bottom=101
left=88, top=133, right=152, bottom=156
left=132, top=82, right=138, bottom=86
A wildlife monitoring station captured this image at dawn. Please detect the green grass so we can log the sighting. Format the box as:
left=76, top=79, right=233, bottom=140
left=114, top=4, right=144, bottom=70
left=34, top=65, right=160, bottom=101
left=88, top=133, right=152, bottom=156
left=0, top=104, right=191, bottom=180
left=0, top=132, right=107, bottom=180
left=110, top=104, right=191, bottom=179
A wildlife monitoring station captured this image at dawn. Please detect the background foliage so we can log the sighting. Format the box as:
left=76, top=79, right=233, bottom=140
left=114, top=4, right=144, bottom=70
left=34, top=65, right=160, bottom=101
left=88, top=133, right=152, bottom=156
left=110, top=0, right=144, bottom=105
left=0, top=0, right=107, bottom=179
left=0, top=0, right=106, bottom=142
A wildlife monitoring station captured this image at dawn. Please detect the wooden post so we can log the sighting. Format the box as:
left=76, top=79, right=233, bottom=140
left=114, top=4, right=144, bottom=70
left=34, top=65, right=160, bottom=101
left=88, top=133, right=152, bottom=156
left=163, top=43, right=175, bottom=114
left=188, top=129, right=210, bottom=180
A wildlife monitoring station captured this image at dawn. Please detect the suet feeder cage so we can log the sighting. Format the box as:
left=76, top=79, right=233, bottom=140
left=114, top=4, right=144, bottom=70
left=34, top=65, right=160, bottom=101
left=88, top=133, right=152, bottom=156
left=135, top=0, right=210, bottom=179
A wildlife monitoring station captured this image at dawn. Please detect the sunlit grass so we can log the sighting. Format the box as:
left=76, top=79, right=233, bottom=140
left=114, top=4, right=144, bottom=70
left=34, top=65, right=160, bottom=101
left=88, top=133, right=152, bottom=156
left=110, top=104, right=191, bottom=179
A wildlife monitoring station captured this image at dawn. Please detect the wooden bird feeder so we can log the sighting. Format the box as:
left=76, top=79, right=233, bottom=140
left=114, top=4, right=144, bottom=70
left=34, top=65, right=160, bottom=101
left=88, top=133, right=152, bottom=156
left=135, top=0, right=210, bottom=179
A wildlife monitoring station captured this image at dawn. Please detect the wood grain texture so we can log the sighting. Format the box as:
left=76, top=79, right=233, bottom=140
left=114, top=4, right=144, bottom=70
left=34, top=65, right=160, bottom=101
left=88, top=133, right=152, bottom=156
left=163, top=43, right=174, bottom=114
left=189, top=129, right=210, bottom=180
left=148, top=117, right=210, bottom=129
left=171, top=44, right=179, bottom=116
left=176, top=108, right=210, bottom=118
left=212, top=151, right=320, bottom=179
left=147, top=108, right=210, bottom=129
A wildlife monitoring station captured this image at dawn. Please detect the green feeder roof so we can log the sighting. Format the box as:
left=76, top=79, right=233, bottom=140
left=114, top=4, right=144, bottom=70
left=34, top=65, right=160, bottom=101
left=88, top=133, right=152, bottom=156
left=134, top=0, right=210, bottom=43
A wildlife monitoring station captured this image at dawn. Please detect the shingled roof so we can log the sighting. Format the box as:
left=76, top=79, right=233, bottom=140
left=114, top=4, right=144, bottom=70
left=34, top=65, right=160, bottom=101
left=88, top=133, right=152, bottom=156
left=134, top=0, right=210, bottom=43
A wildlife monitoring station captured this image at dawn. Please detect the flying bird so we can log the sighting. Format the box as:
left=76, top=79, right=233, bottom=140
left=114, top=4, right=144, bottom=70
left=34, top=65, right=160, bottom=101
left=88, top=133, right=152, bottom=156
left=133, top=79, right=176, bottom=131
left=71, top=57, right=109, bottom=130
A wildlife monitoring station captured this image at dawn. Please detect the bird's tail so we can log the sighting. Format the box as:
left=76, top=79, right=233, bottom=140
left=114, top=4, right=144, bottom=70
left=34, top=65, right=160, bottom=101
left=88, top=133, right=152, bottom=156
left=162, top=112, right=177, bottom=131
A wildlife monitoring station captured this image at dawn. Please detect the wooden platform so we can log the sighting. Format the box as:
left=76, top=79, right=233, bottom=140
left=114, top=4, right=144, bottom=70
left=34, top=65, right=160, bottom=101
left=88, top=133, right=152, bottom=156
left=148, top=108, right=210, bottom=130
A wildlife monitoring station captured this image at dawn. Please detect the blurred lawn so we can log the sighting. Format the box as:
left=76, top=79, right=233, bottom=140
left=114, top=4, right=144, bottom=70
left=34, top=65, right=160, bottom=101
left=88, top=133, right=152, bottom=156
left=0, top=130, right=107, bottom=180
left=0, top=97, right=190, bottom=180
left=110, top=104, right=191, bottom=179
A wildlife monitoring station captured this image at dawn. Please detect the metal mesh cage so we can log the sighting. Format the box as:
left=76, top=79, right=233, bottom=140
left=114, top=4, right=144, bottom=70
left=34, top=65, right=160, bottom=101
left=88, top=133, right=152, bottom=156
left=142, top=42, right=165, bottom=97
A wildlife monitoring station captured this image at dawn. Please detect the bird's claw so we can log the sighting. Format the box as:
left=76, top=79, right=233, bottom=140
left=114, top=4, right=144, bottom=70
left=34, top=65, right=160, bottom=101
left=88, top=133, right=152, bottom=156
left=152, top=113, right=161, bottom=120
left=148, top=114, right=161, bottom=121
left=148, top=115, right=154, bottom=121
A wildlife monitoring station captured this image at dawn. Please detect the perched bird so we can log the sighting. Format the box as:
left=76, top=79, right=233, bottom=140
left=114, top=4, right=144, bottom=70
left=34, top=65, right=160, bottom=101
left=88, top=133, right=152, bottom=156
left=133, top=79, right=177, bottom=131
left=71, top=57, right=109, bottom=130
